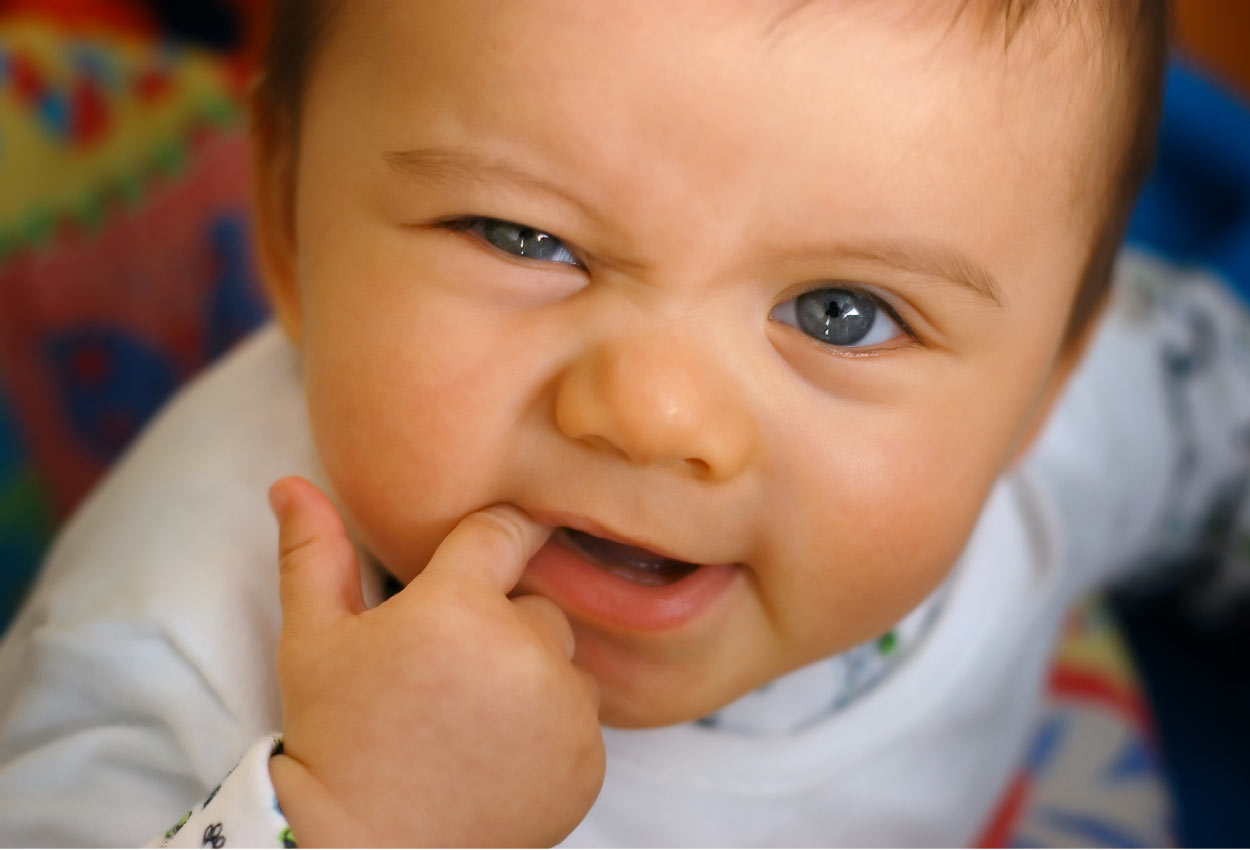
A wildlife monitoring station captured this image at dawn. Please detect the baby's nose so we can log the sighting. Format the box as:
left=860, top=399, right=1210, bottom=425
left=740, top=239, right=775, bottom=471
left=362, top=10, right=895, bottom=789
left=553, top=333, right=757, bottom=480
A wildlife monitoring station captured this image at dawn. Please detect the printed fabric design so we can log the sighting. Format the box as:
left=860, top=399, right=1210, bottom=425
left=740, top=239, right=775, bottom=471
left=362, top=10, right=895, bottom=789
left=149, top=736, right=294, bottom=849
left=695, top=582, right=950, bottom=735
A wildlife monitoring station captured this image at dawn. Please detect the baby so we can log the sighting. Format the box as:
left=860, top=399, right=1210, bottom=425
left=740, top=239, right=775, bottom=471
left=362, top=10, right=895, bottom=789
left=4, top=0, right=1249, bottom=846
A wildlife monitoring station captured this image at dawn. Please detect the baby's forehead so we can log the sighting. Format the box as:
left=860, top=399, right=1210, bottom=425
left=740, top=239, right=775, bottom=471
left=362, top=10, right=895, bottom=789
left=849, top=0, right=1147, bottom=224
left=314, top=1, right=1133, bottom=233
left=762, top=0, right=1134, bottom=201
left=766, top=0, right=1136, bottom=107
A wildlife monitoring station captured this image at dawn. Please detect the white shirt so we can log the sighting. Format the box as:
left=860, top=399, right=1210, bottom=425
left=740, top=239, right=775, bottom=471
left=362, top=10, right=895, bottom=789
left=1, top=250, right=1247, bottom=847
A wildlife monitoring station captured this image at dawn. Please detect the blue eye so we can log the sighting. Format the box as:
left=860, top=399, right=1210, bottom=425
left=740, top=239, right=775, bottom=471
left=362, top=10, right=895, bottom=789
left=456, top=217, right=581, bottom=267
left=770, top=287, right=904, bottom=348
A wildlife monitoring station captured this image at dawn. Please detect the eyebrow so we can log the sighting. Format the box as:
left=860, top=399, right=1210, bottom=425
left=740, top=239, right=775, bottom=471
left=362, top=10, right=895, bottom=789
left=764, top=0, right=819, bottom=39
left=383, top=146, right=601, bottom=221
left=384, top=146, right=1003, bottom=306
left=803, top=239, right=1005, bottom=307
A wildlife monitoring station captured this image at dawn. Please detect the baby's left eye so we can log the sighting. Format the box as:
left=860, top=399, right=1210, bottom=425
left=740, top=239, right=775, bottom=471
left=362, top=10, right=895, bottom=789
left=769, top=287, right=905, bottom=348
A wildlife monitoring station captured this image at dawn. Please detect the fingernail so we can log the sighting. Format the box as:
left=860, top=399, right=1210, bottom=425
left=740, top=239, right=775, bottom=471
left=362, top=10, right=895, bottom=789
left=268, top=481, right=292, bottom=521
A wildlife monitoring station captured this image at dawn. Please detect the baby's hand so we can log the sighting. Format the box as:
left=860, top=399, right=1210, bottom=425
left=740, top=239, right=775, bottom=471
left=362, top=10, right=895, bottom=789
left=265, top=477, right=604, bottom=847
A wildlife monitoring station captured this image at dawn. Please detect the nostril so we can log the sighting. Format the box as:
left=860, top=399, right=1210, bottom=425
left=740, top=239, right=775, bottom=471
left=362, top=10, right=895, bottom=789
left=683, top=457, right=712, bottom=478
left=577, top=433, right=631, bottom=461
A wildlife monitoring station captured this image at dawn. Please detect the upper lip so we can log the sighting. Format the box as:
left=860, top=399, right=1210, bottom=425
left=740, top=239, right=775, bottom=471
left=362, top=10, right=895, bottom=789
left=524, top=508, right=725, bottom=566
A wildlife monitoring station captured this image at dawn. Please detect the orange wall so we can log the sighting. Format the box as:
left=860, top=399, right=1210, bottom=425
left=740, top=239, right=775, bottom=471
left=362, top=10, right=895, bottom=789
left=1175, top=0, right=1250, bottom=98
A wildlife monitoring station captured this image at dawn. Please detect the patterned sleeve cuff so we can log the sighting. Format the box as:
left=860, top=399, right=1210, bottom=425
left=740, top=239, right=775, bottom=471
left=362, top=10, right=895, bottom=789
left=148, top=735, right=296, bottom=849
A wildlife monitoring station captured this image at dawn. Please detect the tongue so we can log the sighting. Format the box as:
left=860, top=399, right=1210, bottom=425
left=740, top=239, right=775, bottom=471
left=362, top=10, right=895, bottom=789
left=562, top=528, right=700, bottom=586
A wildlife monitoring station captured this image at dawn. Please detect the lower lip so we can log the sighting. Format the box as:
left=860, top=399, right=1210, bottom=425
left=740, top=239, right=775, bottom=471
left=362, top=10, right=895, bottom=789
left=520, top=536, right=740, bottom=633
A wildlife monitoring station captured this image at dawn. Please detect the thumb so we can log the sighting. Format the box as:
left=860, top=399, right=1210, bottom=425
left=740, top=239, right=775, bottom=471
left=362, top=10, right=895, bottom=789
left=269, top=476, right=367, bottom=624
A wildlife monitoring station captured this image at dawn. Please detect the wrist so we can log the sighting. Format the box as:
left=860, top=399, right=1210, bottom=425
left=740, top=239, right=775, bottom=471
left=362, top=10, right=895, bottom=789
left=269, top=753, right=382, bottom=848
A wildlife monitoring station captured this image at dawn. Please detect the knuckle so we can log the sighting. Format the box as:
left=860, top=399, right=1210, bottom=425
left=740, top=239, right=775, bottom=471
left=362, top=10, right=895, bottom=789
left=280, top=531, right=355, bottom=580
left=513, top=592, right=559, bottom=624
left=462, top=507, right=528, bottom=561
left=277, top=532, right=320, bottom=571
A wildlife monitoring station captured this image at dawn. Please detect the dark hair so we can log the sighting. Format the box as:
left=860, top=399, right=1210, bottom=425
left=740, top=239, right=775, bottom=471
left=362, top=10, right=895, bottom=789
left=254, top=0, right=341, bottom=133
left=1074, top=4, right=1170, bottom=342
left=255, top=0, right=1170, bottom=344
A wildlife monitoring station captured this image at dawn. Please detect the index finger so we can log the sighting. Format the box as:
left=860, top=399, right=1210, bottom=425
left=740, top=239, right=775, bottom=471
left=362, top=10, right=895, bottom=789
left=420, top=504, right=552, bottom=593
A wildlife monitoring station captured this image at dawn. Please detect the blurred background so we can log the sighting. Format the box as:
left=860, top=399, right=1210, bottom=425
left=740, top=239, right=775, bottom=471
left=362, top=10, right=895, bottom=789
left=0, top=0, right=1246, bottom=846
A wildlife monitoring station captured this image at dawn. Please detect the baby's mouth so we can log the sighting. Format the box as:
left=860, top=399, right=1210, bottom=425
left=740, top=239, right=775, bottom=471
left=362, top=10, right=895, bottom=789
left=554, top=527, right=701, bottom=587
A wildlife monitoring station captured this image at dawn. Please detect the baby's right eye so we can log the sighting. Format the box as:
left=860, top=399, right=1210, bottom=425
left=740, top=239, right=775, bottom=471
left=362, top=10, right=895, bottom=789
left=448, top=217, right=583, bottom=268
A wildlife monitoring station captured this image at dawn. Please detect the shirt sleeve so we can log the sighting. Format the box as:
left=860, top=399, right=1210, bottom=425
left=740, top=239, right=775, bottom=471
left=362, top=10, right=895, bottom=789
left=0, top=618, right=264, bottom=846
left=149, top=736, right=294, bottom=849
left=0, top=321, right=301, bottom=846
left=1020, top=253, right=1250, bottom=596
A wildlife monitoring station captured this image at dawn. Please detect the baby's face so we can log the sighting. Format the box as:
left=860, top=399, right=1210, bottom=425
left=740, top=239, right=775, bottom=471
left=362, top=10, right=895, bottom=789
left=262, top=1, right=1118, bottom=726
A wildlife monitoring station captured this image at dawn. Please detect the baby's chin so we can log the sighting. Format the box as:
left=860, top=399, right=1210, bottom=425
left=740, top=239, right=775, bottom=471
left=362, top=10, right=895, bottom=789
left=569, top=628, right=788, bottom=730
left=593, top=670, right=793, bottom=730
left=594, top=685, right=733, bottom=730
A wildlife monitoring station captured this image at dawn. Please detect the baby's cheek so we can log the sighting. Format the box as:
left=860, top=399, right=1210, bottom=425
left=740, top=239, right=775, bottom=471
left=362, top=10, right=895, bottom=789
left=770, top=428, right=998, bottom=653
left=302, top=344, right=532, bottom=584
left=301, top=373, right=440, bottom=569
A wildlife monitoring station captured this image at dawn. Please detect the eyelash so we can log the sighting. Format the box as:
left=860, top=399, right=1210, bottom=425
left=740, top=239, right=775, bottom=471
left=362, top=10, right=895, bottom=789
left=770, top=287, right=917, bottom=351
left=439, top=215, right=584, bottom=268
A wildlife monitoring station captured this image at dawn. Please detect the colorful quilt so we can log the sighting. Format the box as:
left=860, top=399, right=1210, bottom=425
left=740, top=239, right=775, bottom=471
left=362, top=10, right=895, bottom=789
left=0, top=11, right=269, bottom=619
left=981, top=603, right=1173, bottom=847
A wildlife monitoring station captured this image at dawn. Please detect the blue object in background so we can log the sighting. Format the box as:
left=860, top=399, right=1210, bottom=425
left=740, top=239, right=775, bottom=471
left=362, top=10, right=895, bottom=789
left=44, top=327, right=179, bottom=463
left=206, top=215, right=270, bottom=362
left=0, top=383, right=54, bottom=633
left=1126, top=62, right=1250, bottom=304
